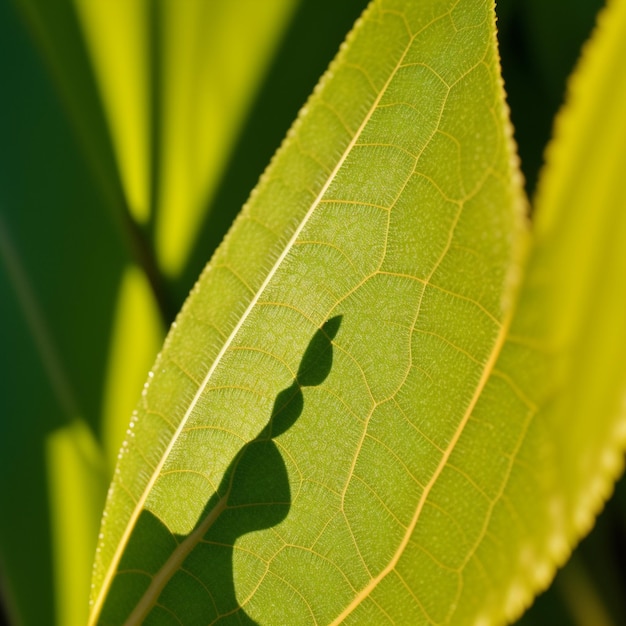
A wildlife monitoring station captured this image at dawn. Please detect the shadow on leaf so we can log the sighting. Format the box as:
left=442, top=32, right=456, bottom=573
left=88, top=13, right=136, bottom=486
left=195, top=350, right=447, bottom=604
left=105, top=316, right=342, bottom=625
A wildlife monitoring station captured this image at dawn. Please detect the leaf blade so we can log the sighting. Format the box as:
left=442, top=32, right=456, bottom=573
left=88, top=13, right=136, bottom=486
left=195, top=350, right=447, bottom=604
left=153, top=0, right=299, bottom=276
left=484, top=0, right=626, bottom=621
left=91, top=1, right=525, bottom=623
left=432, top=1, right=626, bottom=623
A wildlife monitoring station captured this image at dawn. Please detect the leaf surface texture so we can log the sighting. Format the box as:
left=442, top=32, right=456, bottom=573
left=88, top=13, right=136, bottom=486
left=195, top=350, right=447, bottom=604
left=90, top=1, right=528, bottom=623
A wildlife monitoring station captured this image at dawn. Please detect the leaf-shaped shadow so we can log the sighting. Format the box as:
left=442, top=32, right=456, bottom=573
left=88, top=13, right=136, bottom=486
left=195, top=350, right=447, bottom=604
left=110, top=316, right=342, bottom=625
left=200, top=314, right=342, bottom=623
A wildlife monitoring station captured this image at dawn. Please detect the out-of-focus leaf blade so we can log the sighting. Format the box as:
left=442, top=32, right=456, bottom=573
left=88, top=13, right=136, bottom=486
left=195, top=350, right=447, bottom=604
left=101, top=267, right=164, bottom=470
left=479, top=0, right=626, bottom=621
left=90, top=1, right=526, bottom=623
left=153, top=0, right=299, bottom=277
left=72, top=0, right=152, bottom=224
left=47, top=421, right=107, bottom=626
left=0, top=2, right=162, bottom=624
left=17, top=0, right=300, bottom=284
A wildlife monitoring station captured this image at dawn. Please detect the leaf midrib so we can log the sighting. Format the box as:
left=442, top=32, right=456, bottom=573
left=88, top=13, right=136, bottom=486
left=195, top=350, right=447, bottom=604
left=89, top=12, right=422, bottom=623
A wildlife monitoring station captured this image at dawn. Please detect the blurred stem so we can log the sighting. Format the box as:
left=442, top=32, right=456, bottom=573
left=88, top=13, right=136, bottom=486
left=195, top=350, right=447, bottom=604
left=0, top=212, right=80, bottom=422
left=13, top=0, right=175, bottom=328
left=123, top=209, right=177, bottom=325
left=557, top=553, right=615, bottom=626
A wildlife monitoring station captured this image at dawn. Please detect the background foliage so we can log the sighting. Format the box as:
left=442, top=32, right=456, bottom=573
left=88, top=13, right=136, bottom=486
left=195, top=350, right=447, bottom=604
left=1, top=0, right=623, bottom=624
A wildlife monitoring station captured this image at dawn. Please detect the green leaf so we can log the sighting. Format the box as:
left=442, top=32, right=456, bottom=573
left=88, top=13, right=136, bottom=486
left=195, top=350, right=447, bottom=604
left=16, top=0, right=299, bottom=284
left=1, top=1, right=361, bottom=624
left=72, top=0, right=301, bottom=276
left=149, top=0, right=299, bottom=276
left=497, top=0, right=626, bottom=619
left=90, top=0, right=526, bottom=623
left=0, top=2, right=163, bottom=623
left=101, top=266, right=165, bottom=471
left=71, top=0, right=153, bottom=225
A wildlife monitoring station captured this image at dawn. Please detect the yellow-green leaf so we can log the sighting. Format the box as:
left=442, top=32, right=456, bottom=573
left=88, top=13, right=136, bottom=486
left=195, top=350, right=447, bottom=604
left=17, top=0, right=299, bottom=279
left=484, top=0, right=626, bottom=621
left=89, top=0, right=526, bottom=623
left=152, top=0, right=299, bottom=276
left=0, top=4, right=163, bottom=624
left=72, top=0, right=152, bottom=224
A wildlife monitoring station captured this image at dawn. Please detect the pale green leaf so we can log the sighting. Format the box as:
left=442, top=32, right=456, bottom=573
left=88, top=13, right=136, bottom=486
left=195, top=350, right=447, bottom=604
left=90, top=0, right=526, bottom=623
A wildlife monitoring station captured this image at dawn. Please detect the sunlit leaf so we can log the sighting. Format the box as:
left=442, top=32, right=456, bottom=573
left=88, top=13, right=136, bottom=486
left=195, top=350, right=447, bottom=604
left=490, top=0, right=626, bottom=620
left=154, top=0, right=299, bottom=276
left=47, top=420, right=107, bottom=626
left=73, top=0, right=152, bottom=224
left=102, top=266, right=164, bottom=469
left=90, top=0, right=526, bottom=623
left=0, top=2, right=158, bottom=623
left=4, top=0, right=625, bottom=623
